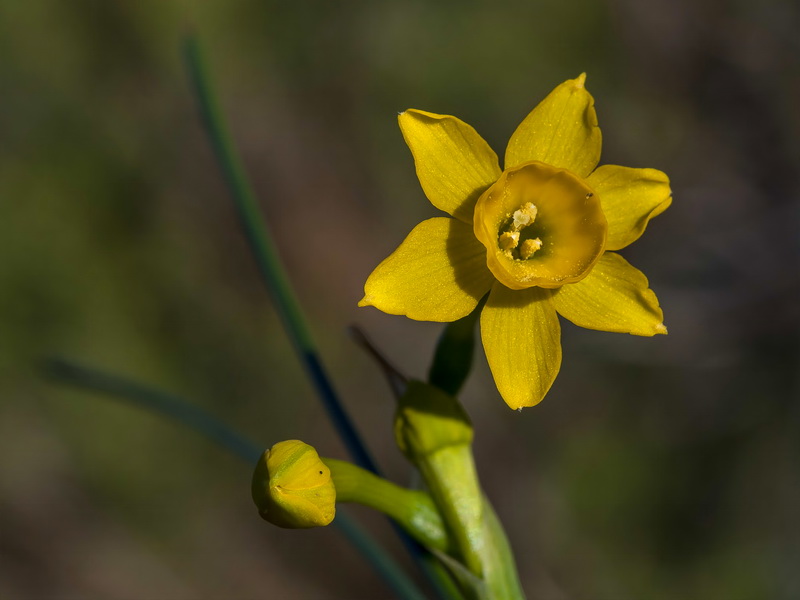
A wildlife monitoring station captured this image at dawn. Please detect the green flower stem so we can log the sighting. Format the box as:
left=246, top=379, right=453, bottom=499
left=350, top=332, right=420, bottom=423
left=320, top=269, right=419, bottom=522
left=420, top=450, right=525, bottom=600
left=324, top=458, right=453, bottom=554
left=395, top=381, right=526, bottom=600
left=416, top=445, right=484, bottom=575
left=327, top=457, right=468, bottom=599
left=480, top=497, right=525, bottom=598
left=183, top=35, right=377, bottom=475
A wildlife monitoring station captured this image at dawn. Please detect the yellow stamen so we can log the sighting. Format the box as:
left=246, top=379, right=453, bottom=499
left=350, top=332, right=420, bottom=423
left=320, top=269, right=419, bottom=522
left=497, top=202, right=542, bottom=259
left=511, top=202, right=538, bottom=230
left=519, top=238, right=542, bottom=259
left=499, top=231, right=520, bottom=252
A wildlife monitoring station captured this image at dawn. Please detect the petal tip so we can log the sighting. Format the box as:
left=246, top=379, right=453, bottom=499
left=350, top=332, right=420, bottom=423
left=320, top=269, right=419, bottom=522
left=399, top=108, right=424, bottom=120
left=503, top=386, right=549, bottom=411
left=506, top=395, right=544, bottom=411
left=357, top=295, right=372, bottom=308
left=575, top=72, right=587, bottom=89
left=655, top=322, right=668, bottom=335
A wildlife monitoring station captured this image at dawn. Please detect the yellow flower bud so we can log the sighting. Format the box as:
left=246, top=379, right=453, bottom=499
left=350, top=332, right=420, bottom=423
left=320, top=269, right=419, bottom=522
left=251, top=440, right=336, bottom=528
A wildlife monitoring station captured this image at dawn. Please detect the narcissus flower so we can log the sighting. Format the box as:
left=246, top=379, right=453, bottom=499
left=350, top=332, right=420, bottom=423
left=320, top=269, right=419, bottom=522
left=360, top=75, right=670, bottom=410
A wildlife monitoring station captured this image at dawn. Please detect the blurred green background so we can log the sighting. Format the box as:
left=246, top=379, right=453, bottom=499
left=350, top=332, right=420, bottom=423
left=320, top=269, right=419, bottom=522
left=1, top=0, right=798, bottom=598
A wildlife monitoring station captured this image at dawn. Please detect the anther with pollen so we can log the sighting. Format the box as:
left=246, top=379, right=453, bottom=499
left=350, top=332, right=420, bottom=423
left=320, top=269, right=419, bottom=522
left=499, top=202, right=542, bottom=259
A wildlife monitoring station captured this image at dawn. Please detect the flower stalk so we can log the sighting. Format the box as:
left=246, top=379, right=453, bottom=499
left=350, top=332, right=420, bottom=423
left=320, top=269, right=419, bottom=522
left=394, top=381, right=526, bottom=599
left=356, top=324, right=525, bottom=598
left=325, top=458, right=453, bottom=554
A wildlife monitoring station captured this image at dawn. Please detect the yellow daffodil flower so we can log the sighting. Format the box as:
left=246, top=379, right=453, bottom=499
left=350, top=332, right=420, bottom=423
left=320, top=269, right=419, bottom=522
left=360, top=75, right=670, bottom=410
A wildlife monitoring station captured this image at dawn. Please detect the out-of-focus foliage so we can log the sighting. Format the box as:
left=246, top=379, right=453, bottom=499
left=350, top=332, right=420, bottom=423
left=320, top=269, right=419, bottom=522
left=0, top=0, right=798, bottom=598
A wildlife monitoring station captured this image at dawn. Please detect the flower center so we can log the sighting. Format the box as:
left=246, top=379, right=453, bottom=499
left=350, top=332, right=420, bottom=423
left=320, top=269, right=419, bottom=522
left=498, top=202, right=543, bottom=260
left=473, top=161, right=607, bottom=290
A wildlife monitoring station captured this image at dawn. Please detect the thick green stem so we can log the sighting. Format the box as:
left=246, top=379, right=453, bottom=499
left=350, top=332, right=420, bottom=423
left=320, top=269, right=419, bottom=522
left=394, top=381, right=526, bottom=599
left=417, top=446, right=484, bottom=575
left=480, top=498, right=525, bottom=598
left=324, top=458, right=453, bottom=554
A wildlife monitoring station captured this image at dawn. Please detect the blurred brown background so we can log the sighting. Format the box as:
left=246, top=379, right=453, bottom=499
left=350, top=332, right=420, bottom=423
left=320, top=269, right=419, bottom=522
left=1, top=0, right=799, bottom=598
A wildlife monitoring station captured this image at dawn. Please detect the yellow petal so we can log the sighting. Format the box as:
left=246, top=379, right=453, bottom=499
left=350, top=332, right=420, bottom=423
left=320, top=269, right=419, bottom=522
left=360, top=217, right=494, bottom=322
left=505, top=74, right=602, bottom=178
left=552, top=252, right=667, bottom=336
left=399, top=109, right=502, bottom=224
left=587, top=165, right=672, bottom=251
left=480, top=283, right=561, bottom=409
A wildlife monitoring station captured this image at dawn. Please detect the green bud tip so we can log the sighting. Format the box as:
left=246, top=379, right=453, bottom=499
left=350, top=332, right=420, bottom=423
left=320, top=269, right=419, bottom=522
left=252, top=440, right=336, bottom=528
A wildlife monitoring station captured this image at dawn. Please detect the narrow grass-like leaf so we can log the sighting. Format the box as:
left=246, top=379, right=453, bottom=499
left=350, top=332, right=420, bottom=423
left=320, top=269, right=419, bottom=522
left=183, top=35, right=377, bottom=474
left=43, top=358, right=428, bottom=600
left=183, top=36, right=465, bottom=599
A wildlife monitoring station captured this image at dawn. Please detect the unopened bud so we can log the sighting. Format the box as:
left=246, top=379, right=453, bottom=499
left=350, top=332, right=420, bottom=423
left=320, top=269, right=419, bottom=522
left=251, top=440, right=336, bottom=528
